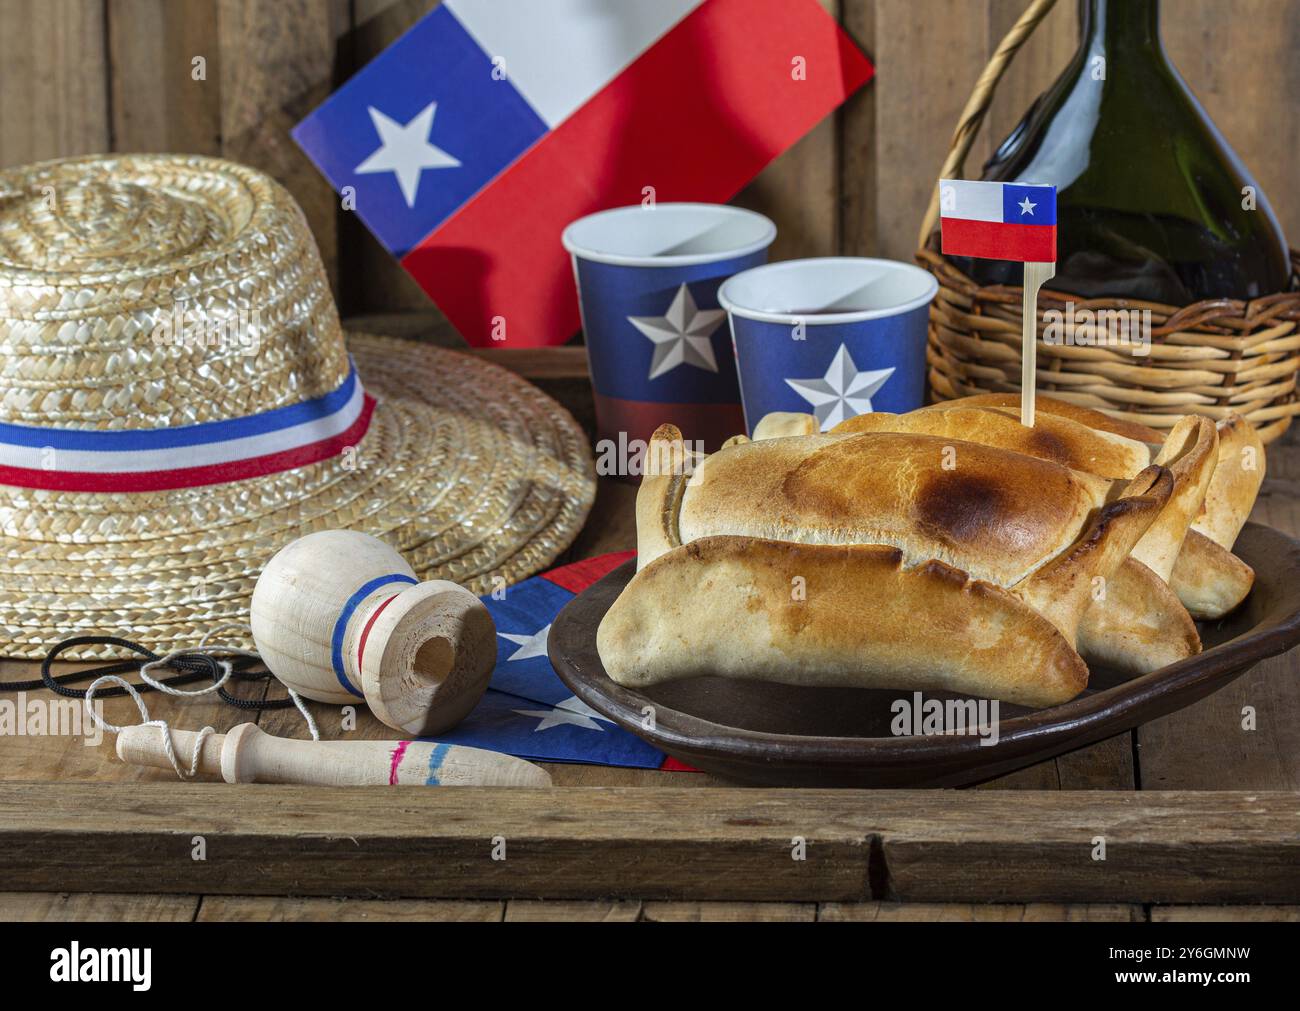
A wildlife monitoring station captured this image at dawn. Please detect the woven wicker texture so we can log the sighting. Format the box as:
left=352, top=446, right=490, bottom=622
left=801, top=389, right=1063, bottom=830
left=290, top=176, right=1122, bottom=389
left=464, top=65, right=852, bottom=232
left=916, top=0, right=1300, bottom=443
left=922, top=247, right=1300, bottom=442
left=0, top=154, right=595, bottom=659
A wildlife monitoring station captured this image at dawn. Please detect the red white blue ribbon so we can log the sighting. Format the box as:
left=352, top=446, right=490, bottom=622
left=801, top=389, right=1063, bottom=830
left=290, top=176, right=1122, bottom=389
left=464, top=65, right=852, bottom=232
left=0, top=363, right=375, bottom=492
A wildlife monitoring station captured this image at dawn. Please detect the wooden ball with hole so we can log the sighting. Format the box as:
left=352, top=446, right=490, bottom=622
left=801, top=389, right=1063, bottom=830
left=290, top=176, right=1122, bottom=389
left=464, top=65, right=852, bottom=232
left=250, top=530, right=497, bottom=736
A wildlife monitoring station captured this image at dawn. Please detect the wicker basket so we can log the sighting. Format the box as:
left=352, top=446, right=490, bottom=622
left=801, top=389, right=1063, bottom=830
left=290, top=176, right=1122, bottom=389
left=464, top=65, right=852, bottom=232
left=916, top=0, right=1300, bottom=443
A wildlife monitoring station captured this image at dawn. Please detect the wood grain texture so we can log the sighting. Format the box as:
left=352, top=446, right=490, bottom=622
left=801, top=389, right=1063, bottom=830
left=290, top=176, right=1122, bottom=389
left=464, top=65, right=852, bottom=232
left=869, top=0, right=992, bottom=261
left=0, top=782, right=874, bottom=901
left=1, top=784, right=1295, bottom=903
left=107, top=0, right=222, bottom=154
left=504, top=899, right=643, bottom=922
left=5, top=892, right=1296, bottom=922
left=104, top=0, right=348, bottom=287
left=641, top=901, right=817, bottom=922
left=0, top=891, right=198, bottom=922
left=196, top=896, right=503, bottom=921
left=216, top=0, right=349, bottom=286
left=1151, top=904, right=1300, bottom=922
left=0, top=0, right=109, bottom=166
left=1162, top=0, right=1300, bottom=248
left=876, top=790, right=1300, bottom=904
left=818, top=901, right=1143, bottom=921
left=980, top=734, right=1136, bottom=790
left=837, top=0, right=876, bottom=257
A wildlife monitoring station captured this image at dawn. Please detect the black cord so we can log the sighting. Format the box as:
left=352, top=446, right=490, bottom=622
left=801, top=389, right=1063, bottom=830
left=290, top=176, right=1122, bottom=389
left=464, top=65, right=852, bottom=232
left=0, top=634, right=300, bottom=711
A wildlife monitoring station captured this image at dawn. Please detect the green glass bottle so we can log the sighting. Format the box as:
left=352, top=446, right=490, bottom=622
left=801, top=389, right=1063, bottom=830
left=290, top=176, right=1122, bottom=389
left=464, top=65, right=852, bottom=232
left=953, top=0, right=1290, bottom=303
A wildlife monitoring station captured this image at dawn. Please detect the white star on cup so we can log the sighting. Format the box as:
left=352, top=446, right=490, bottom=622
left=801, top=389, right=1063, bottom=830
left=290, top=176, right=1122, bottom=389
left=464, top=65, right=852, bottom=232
left=785, top=344, right=894, bottom=430
left=627, top=284, right=726, bottom=380
left=354, top=101, right=461, bottom=207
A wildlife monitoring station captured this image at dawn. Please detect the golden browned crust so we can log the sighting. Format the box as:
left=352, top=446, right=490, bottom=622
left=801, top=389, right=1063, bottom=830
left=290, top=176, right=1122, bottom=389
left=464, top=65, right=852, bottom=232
left=1130, top=416, right=1219, bottom=582
left=597, top=535, right=1088, bottom=708
left=752, top=411, right=818, bottom=441
left=635, top=424, right=693, bottom=571
left=1010, top=465, right=1173, bottom=647
left=922, top=393, right=1163, bottom=444
left=677, top=431, right=1111, bottom=587
left=1171, top=528, right=1256, bottom=619
left=1076, top=557, right=1201, bottom=674
left=1192, top=413, right=1266, bottom=550
left=831, top=406, right=1149, bottom=479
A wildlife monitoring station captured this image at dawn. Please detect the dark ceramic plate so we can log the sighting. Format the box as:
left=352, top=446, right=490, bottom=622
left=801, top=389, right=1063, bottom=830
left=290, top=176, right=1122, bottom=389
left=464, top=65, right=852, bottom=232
left=549, top=522, right=1300, bottom=787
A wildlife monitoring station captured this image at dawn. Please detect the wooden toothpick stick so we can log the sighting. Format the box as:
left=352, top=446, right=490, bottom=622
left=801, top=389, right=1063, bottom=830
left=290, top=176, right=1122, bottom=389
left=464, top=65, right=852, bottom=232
left=937, top=178, right=1058, bottom=427
left=1019, top=260, right=1055, bottom=427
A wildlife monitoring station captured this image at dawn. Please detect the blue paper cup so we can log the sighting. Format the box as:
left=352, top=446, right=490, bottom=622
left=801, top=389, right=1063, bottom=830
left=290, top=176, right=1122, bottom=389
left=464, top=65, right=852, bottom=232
left=717, top=257, right=938, bottom=433
left=562, top=203, right=776, bottom=465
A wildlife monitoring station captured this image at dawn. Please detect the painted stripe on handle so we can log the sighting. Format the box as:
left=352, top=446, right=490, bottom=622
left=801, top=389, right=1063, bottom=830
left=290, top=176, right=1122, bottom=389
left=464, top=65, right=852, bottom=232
left=425, top=742, right=452, bottom=786
left=330, top=573, right=418, bottom=697
left=389, top=740, right=411, bottom=785
left=357, top=593, right=400, bottom=675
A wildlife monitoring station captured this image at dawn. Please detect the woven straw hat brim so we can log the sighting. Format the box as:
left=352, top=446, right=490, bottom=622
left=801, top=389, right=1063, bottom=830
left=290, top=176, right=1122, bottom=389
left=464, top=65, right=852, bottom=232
left=0, top=332, right=595, bottom=659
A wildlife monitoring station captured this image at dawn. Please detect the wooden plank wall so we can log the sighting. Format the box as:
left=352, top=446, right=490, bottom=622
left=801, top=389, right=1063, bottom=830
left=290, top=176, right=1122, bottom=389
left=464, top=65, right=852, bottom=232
left=1, top=0, right=1297, bottom=328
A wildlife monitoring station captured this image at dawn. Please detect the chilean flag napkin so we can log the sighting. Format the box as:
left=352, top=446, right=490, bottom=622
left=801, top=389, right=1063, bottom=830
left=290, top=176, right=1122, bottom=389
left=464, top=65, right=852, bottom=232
left=292, top=0, right=873, bottom=347
left=421, top=551, right=691, bottom=770
left=939, top=179, right=1057, bottom=262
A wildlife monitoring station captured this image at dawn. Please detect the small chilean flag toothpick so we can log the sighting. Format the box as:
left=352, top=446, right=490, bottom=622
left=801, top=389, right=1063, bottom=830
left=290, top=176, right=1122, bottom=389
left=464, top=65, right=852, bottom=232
left=939, top=179, right=1057, bottom=426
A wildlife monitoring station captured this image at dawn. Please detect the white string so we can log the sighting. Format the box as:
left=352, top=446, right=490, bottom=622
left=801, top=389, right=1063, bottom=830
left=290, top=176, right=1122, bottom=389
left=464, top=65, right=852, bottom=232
left=83, top=623, right=319, bottom=781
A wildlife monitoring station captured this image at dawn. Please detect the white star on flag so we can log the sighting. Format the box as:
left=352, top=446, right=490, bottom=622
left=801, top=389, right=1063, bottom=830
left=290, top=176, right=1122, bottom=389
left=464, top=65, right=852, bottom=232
left=785, top=344, right=894, bottom=430
left=1018, top=196, right=1036, bottom=216
left=627, top=283, right=726, bottom=380
left=498, top=624, right=551, bottom=662
left=513, top=695, right=614, bottom=733
left=354, top=101, right=460, bottom=207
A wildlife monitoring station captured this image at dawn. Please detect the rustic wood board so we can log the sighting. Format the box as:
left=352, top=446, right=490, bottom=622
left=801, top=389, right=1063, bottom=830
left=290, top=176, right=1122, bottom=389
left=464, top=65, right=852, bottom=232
left=195, top=896, right=503, bottom=922
left=818, top=901, right=1143, bottom=922
left=0, top=0, right=109, bottom=166
left=5, top=892, right=1299, bottom=922
left=1151, top=905, right=1300, bottom=923
left=0, top=891, right=199, bottom=923
left=2, top=784, right=1295, bottom=903
left=504, top=900, right=644, bottom=922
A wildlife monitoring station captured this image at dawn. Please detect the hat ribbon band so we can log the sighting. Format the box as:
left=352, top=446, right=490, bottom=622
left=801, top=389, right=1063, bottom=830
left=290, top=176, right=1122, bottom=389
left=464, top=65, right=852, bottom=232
left=0, top=363, right=374, bottom=493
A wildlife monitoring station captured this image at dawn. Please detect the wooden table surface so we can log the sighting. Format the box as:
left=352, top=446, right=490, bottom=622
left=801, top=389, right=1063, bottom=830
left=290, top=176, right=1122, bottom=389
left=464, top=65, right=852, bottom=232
left=2, top=376, right=1297, bottom=921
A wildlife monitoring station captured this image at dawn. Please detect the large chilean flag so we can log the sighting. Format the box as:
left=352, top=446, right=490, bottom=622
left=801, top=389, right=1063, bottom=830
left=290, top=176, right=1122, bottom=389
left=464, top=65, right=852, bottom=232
left=293, top=0, right=873, bottom=347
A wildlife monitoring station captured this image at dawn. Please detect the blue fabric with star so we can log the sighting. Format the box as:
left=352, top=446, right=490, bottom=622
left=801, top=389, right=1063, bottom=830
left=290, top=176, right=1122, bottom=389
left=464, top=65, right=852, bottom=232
left=575, top=250, right=767, bottom=404
left=730, top=304, right=930, bottom=432
left=1001, top=182, right=1056, bottom=225
left=416, top=569, right=665, bottom=768
left=291, top=5, right=547, bottom=256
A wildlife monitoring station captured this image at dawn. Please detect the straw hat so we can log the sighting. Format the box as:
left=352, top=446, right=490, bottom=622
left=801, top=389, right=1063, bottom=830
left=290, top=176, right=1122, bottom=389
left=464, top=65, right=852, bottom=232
left=0, top=154, right=595, bottom=659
